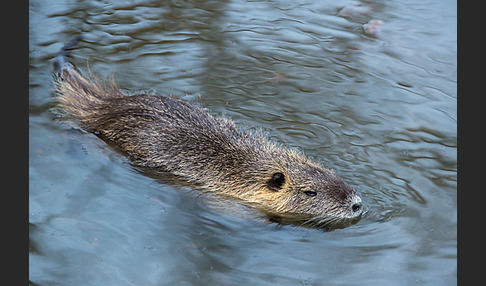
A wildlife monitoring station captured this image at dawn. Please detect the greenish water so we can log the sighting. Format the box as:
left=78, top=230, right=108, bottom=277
left=30, top=0, right=456, bottom=285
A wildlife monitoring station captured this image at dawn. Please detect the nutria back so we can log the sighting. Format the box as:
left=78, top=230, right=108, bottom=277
left=54, top=36, right=363, bottom=228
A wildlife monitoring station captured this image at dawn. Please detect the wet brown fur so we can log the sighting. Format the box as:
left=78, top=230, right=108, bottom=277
left=54, top=39, right=362, bottom=225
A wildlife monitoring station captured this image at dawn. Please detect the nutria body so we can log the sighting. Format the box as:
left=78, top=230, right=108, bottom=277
left=54, top=35, right=362, bottom=227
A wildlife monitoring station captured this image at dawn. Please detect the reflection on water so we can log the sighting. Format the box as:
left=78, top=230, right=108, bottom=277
left=30, top=0, right=456, bottom=285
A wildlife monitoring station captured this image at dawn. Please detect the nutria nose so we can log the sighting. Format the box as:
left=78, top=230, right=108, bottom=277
left=351, top=201, right=362, bottom=213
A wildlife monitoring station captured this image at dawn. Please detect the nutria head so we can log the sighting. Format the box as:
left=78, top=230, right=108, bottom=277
left=233, top=148, right=363, bottom=228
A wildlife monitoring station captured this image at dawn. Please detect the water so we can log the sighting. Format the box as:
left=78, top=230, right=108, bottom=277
left=29, top=0, right=457, bottom=285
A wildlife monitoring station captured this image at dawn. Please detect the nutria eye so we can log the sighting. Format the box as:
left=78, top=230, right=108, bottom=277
left=304, top=191, right=317, bottom=197
left=267, top=172, right=285, bottom=191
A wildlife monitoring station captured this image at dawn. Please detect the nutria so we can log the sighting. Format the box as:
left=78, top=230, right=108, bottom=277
left=53, top=35, right=363, bottom=228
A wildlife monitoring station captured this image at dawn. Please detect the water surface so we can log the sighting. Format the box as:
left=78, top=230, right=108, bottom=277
left=30, top=0, right=456, bottom=285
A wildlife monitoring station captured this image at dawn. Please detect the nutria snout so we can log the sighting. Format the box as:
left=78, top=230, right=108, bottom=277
left=53, top=35, right=363, bottom=229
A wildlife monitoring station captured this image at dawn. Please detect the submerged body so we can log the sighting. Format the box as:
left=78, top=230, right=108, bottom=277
left=54, top=35, right=362, bottom=228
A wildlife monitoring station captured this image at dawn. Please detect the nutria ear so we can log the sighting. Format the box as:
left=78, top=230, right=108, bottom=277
left=267, top=172, right=285, bottom=191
